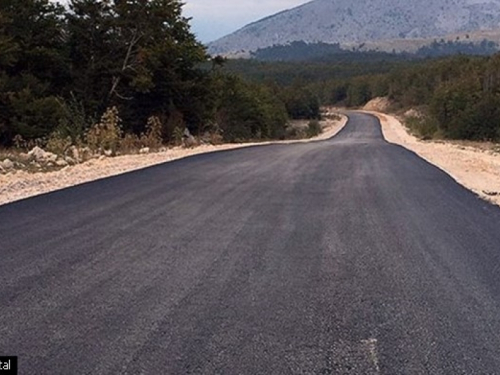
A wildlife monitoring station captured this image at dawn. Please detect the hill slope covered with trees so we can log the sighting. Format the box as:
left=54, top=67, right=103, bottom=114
left=226, top=52, right=500, bottom=142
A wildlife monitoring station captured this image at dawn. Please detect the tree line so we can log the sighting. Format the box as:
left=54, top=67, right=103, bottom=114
left=250, top=39, right=498, bottom=63
left=228, top=50, right=500, bottom=142
left=0, top=0, right=322, bottom=149
left=317, top=55, right=500, bottom=141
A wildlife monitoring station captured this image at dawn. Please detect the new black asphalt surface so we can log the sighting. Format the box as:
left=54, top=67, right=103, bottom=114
left=2, top=112, right=500, bottom=374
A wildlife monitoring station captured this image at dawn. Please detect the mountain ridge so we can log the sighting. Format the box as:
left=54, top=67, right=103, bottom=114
left=208, top=0, right=500, bottom=55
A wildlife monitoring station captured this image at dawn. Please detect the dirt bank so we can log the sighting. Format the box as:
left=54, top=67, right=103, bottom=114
left=365, top=110, right=500, bottom=207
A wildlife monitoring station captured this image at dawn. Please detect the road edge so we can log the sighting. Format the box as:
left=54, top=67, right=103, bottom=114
left=0, top=115, right=348, bottom=207
left=361, top=109, right=500, bottom=208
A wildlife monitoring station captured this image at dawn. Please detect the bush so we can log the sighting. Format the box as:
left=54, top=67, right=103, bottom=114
left=46, top=131, right=72, bottom=155
left=208, top=131, right=224, bottom=145
left=282, top=88, right=321, bottom=120
left=215, top=76, right=288, bottom=142
left=405, top=116, right=439, bottom=140
left=120, top=133, right=141, bottom=154
left=140, top=116, right=163, bottom=150
left=172, top=127, right=184, bottom=147
left=164, top=110, right=186, bottom=144
left=56, top=95, right=91, bottom=144
left=9, top=91, right=64, bottom=141
left=86, top=107, right=122, bottom=155
left=306, top=120, right=322, bottom=137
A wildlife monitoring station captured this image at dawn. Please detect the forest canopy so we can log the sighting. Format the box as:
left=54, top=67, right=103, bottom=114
left=311, top=54, right=500, bottom=141
left=226, top=50, right=500, bottom=142
left=0, top=0, right=308, bottom=147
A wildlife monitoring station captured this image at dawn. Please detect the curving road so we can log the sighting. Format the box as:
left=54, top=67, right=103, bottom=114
left=2, top=112, right=500, bottom=374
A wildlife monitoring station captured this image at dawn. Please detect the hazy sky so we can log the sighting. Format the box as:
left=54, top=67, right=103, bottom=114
left=184, top=1, right=310, bottom=43
left=53, top=1, right=310, bottom=44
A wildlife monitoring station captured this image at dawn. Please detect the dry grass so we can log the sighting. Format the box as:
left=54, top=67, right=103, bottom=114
left=0, top=112, right=348, bottom=206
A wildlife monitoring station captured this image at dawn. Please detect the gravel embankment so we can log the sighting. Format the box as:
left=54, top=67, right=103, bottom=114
left=365, top=110, right=500, bottom=207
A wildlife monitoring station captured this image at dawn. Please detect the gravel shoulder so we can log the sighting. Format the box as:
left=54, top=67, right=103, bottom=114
left=0, top=115, right=347, bottom=206
left=363, top=110, right=500, bottom=207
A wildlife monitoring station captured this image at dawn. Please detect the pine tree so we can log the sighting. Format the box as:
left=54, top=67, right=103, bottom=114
left=0, top=0, right=67, bottom=143
left=67, top=0, right=210, bottom=137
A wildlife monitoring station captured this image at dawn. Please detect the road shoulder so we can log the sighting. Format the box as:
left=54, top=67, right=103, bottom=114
left=0, top=115, right=348, bottom=206
left=363, top=110, right=500, bottom=207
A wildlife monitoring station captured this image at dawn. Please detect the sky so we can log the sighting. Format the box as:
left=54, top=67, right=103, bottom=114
left=52, top=0, right=310, bottom=44
left=183, top=0, right=310, bottom=43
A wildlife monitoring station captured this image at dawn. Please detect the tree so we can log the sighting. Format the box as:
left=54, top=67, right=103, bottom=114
left=214, top=75, right=288, bottom=141
left=0, top=0, right=67, bottom=143
left=66, top=0, right=115, bottom=117
left=67, top=0, right=210, bottom=138
left=281, top=82, right=321, bottom=120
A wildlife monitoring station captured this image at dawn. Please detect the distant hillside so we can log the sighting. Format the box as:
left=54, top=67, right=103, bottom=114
left=250, top=40, right=499, bottom=62
left=208, top=0, right=500, bottom=55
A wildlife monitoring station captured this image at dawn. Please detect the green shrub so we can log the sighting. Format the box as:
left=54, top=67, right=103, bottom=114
left=306, top=120, right=322, bottom=138
left=215, top=75, right=288, bottom=142
left=56, top=95, right=91, bottom=144
left=172, top=127, right=184, bottom=147
left=405, top=116, right=439, bottom=140
left=46, top=131, right=72, bottom=155
left=86, top=107, right=122, bottom=155
left=140, top=116, right=163, bottom=150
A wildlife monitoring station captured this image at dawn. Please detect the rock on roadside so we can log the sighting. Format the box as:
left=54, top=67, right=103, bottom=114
left=28, top=146, right=58, bottom=164
left=55, top=159, right=68, bottom=167
left=1, top=159, right=14, bottom=170
left=28, top=146, right=46, bottom=161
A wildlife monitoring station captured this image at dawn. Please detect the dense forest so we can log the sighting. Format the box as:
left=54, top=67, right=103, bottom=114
left=226, top=48, right=500, bottom=142
left=251, top=40, right=499, bottom=62
left=2, top=0, right=500, bottom=150
left=310, top=54, right=500, bottom=141
left=0, top=0, right=321, bottom=149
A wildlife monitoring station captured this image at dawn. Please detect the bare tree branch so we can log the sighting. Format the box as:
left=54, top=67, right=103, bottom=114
left=108, top=29, right=142, bottom=100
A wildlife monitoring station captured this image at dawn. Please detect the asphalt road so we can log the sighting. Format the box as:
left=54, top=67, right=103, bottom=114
left=2, top=112, right=500, bottom=374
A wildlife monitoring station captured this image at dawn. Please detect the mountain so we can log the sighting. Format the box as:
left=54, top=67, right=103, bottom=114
left=208, top=0, right=500, bottom=55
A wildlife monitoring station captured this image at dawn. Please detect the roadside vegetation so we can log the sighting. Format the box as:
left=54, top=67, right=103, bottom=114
left=323, top=55, right=500, bottom=142
left=226, top=51, right=500, bottom=143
